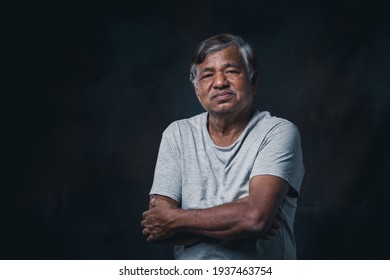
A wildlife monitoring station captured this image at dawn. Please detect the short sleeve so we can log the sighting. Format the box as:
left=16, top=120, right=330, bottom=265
left=149, top=123, right=182, bottom=202
left=250, top=121, right=305, bottom=196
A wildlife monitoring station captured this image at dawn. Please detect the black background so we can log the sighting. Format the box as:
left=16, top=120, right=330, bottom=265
left=3, top=0, right=390, bottom=259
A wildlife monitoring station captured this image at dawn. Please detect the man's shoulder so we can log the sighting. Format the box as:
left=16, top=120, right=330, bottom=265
left=254, top=110, right=296, bottom=129
left=252, top=111, right=301, bottom=148
left=163, top=112, right=206, bottom=136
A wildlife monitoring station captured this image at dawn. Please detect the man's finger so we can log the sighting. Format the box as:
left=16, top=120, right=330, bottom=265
left=142, top=228, right=150, bottom=236
left=147, top=233, right=157, bottom=242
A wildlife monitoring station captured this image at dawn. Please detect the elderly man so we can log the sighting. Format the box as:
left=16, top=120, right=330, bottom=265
left=141, top=33, right=304, bottom=259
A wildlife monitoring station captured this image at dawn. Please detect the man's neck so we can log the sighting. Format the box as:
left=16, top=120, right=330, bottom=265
left=207, top=108, right=253, bottom=147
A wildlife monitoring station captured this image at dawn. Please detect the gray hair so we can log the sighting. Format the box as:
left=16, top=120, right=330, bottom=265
left=189, top=33, right=257, bottom=86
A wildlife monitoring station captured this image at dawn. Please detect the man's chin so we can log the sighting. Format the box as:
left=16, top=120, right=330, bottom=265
left=210, top=106, right=238, bottom=115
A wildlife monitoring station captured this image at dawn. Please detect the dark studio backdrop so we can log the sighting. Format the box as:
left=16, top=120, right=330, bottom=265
left=3, top=0, right=390, bottom=259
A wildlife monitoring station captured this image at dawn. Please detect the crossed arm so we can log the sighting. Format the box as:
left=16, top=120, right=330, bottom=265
left=141, top=175, right=289, bottom=244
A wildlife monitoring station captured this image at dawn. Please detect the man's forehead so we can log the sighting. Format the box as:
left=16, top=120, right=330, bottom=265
left=197, top=47, right=244, bottom=70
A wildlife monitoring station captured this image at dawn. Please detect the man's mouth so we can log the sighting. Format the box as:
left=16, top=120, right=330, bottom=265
left=212, top=91, right=235, bottom=100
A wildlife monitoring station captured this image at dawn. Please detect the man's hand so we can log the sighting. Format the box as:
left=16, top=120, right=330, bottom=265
left=141, top=195, right=203, bottom=245
left=258, top=210, right=284, bottom=240
left=141, top=197, right=177, bottom=241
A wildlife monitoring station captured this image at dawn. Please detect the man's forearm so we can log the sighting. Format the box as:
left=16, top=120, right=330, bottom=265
left=143, top=196, right=271, bottom=241
left=169, top=199, right=268, bottom=239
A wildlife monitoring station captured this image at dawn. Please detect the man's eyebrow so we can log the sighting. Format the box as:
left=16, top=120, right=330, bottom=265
left=222, top=63, right=241, bottom=68
left=199, top=63, right=242, bottom=73
left=199, top=67, right=215, bottom=73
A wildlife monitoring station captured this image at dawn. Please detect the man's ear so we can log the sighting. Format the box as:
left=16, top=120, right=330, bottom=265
left=192, top=81, right=202, bottom=102
left=251, top=70, right=259, bottom=93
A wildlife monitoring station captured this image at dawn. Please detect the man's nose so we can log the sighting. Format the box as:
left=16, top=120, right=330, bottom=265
left=213, top=72, right=229, bottom=88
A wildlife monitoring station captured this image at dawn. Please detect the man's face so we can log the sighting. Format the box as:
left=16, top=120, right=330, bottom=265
left=193, top=46, right=256, bottom=115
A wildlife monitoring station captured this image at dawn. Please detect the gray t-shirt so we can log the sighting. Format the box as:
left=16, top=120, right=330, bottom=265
left=150, top=110, right=305, bottom=259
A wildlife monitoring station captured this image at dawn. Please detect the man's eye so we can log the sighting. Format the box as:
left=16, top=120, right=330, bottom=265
left=226, top=70, right=239, bottom=74
left=201, top=74, right=213, bottom=80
